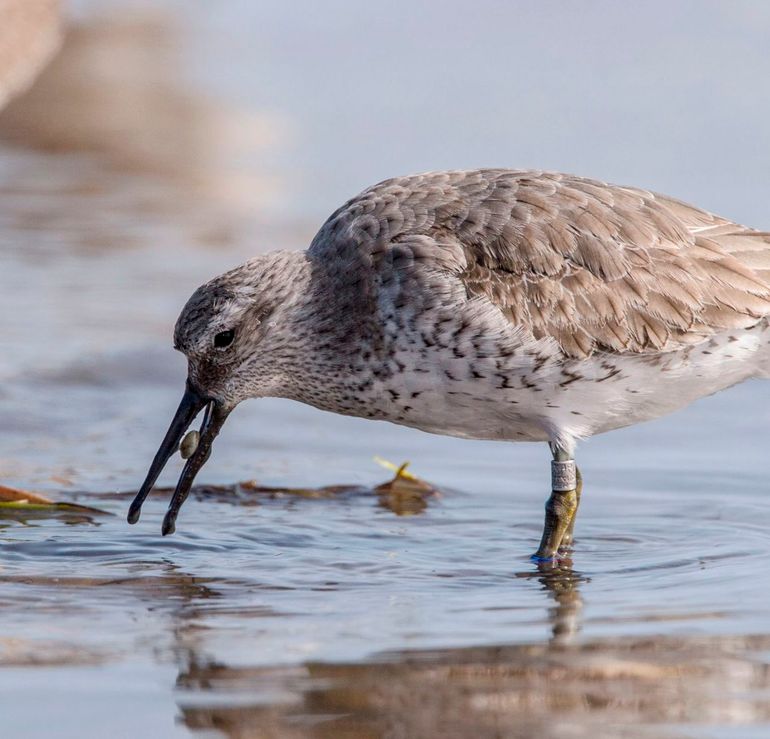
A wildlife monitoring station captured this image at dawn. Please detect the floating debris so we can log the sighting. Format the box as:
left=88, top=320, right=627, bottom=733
left=373, top=459, right=440, bottom=515
left=0, top=484, right=110, bottom=517
left=0, top=484, right=56, bottom=507
left=373, top=456, right=420, bottom=480
left=136, top=459, right=441, bottom=516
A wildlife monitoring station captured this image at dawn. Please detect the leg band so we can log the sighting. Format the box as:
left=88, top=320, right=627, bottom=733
left=551, top=459, right=577, bottom=491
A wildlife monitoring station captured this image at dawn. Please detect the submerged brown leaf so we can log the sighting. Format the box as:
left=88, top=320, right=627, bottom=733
left=374, top=460, right=441, bottom=515
left=145, top=459, right=441, bottom=516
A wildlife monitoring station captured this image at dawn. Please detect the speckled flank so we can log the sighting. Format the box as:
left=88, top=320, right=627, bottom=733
left=171, top=169, right=770, bottom=455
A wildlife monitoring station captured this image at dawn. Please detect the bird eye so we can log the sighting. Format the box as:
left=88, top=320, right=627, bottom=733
left=214, top=329, right=235, bottom=348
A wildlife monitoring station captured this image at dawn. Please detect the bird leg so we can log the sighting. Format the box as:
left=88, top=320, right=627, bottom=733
left=533, top=446, right=580, bottom=560
left=558, top=467, right=582, bottom=551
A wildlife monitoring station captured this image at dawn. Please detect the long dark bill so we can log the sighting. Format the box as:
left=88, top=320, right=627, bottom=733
left=127, top=384, right=207, bottom=525
left=161, top=400, right=231, bottom=536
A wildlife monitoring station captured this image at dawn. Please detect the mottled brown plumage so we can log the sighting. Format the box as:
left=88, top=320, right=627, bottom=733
left=311, top=169, right=770, bottom=358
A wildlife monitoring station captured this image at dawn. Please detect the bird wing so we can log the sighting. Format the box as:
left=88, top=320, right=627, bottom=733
left=309, top=169, right=770, bottom=358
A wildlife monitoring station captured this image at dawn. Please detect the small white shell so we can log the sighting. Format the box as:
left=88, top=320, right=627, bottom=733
left=180, top=430, right=200, bottom=459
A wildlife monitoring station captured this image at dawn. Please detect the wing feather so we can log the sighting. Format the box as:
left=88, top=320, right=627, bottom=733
left=309, top=169, right=770, bottom=357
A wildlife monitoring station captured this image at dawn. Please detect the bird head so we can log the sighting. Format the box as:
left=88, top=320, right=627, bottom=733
left=127, top=251, right=309, bottom=535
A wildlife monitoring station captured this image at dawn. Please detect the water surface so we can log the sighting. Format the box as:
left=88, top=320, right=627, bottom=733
left=2, top=3, right=770, bottom=737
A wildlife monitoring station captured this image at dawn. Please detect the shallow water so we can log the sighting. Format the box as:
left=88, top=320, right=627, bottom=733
left=2, top=3, right=770, bottom=738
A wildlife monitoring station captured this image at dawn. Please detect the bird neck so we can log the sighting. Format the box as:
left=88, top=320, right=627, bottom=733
left=266, top=249, right=381, bottom=411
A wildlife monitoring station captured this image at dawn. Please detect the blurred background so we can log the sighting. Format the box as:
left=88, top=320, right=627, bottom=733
left=2, top=2, right=770, bottom=737
left=4, top=0, right=770, bottom=490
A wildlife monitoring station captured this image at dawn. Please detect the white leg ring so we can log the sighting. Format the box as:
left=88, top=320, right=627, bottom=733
left=551, top=460, right=577, bottom=491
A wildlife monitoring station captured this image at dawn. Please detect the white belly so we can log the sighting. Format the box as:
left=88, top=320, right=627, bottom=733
left=368, top=320, right=770, bottom=452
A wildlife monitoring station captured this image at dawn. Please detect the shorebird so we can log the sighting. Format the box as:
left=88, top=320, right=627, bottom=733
left=128, top=169, right=770, bottom=559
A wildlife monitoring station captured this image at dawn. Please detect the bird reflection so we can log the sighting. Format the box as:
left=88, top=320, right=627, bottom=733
left=516, top=554, right=589, bottom=645
left=169, top=555, right=770, bottom=739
